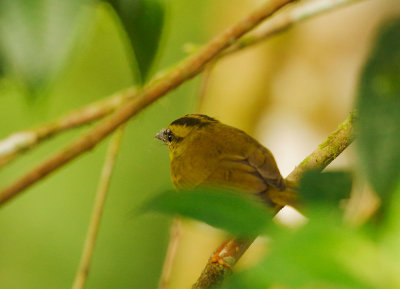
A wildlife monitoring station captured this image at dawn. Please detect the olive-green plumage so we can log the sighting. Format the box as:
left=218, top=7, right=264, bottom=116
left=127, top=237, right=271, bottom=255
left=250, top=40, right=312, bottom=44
left=156, top=114, right=295, bottom=207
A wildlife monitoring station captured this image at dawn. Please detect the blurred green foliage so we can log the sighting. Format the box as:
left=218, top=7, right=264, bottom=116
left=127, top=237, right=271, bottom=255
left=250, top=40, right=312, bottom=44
left=357, top=18, right=400, bottom=209
left=222, top=213, right=387, bottom=289
left=0, top=0, right=91, bottom=93
left=143, top=188, right=274, bottom=236
left=0, top=0, right=166, bottom=92
left=298, top=170, right=352, bottom=213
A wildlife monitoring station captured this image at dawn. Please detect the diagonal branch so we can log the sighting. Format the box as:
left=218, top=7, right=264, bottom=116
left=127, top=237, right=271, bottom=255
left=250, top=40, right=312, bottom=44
left=0, top=0, right=295, bottom=206
left=191, top=111, right=356, bottom=289
left=0, top=88, right=136, bottom=168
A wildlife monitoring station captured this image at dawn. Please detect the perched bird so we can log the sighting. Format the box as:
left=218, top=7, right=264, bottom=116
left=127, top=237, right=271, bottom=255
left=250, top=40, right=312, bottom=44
left=155, top=114, right=296, bottom=209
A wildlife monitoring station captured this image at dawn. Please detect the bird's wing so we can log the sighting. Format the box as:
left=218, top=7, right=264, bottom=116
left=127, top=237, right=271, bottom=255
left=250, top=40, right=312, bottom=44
left=246, top=145, right=301, bottom=208
left=204, top=155, right=269, bottom=194
left=212, top=152, right=298, bottom=208
left=247, top=145, right=286, bottom=191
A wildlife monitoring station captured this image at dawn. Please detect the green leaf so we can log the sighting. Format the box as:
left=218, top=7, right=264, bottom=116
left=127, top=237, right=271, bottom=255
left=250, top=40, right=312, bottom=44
left=106, top=0, right=165, bottom=82
left=298, top=170, right=353, bottom=211
left=356, top=18, right=400, bottom=205
left=141, top=188, right=274, bottom=236
left=0, top=0, right=90, bottom=92
left=222, top=217, right=379, bottom=289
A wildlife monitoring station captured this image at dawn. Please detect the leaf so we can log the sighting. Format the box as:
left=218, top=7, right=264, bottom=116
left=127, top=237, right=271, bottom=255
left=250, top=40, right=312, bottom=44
left=356, top=17, right=400, bottom=205
left=106, top=0, right=165, bottom=82
left=141, top=188, right=274, bottom=236
left=222, top=217, right=379, bottom=289
left=298, top=170, right=353, bottom=211
left=0, top=0, right=90, bottom=93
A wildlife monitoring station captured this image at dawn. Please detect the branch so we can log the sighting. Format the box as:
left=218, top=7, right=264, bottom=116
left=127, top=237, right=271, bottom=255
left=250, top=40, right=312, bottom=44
left=222, top=0, right=366, bottom=57
left=286, top=111, right=356, bottom=182
left=0, top=87, right=137, bottom=168
left=0, top=0, right=294, bottom=206
left=71, top=126, right=125, bottom=289
left=191, top=112, right=356, bottom=289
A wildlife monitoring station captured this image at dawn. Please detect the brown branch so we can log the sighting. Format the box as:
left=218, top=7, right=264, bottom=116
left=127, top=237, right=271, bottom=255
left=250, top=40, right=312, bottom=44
left=0, top=0, right=295, bottom=206
left=191, top=112, right=356, bottom=289
left=71, top=126, right=125, bottom=289
left=286, top=111, right=356, bottom=182
left=0, top=88, right=137, bottom=168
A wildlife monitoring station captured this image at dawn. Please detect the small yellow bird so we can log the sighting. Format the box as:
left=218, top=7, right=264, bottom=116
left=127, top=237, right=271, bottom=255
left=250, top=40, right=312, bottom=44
left=155, top=114, right=296, bottom=208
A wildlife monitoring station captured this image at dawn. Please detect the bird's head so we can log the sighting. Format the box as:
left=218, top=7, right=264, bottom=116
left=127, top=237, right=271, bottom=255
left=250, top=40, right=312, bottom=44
left=155, top=114, right=218, bottom=151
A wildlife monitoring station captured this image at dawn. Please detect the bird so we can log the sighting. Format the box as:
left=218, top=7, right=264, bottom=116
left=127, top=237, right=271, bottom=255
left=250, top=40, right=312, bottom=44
left=155, top=114, right=296, bottom=209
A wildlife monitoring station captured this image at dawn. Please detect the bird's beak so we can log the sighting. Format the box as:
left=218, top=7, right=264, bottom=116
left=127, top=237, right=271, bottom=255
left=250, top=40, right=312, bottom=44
left=155, top=129, right=167, bottom=142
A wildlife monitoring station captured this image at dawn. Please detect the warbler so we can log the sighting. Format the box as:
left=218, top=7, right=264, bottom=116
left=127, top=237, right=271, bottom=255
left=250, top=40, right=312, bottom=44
left=155, top=114, right=296, bottom=208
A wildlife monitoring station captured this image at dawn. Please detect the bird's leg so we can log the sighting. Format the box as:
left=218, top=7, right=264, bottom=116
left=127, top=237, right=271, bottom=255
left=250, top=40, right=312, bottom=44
left=210, top=239, right=232, bottom=268
left=210, top=237, right=255, bottom=268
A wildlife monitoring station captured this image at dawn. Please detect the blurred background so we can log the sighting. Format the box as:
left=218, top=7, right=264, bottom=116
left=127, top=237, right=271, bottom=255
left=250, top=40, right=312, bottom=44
left=0, top=0, right=399, bottom=288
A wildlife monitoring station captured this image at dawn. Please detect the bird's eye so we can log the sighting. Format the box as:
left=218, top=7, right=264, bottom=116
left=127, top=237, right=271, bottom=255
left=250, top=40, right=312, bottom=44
left=167, top=132, right=174, bottom=142
left=165, top=129, right=174, bottom=143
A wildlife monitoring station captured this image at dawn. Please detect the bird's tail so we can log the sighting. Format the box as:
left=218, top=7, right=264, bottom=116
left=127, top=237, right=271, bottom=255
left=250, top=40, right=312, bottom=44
left=267, top=179, right=299, bottom=210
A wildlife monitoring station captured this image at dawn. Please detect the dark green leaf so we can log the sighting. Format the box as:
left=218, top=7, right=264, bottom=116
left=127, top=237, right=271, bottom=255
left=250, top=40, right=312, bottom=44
left=356, top=18, right=400, bottom=204
left=106, top=0, right=165, bottom=82
left=298, top=170, right=352, bottom=210
left=141, top=188, right=274, bottom=236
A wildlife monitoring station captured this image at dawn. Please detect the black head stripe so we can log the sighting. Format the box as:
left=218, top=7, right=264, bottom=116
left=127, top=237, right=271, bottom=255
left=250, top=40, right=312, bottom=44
left=170, top=115, right=217, bottom=128
left=171, top=117, right=202, bottom=127
left=170, top=117, right=208, bottom=128
left=196, top=114, right=217, bottom=122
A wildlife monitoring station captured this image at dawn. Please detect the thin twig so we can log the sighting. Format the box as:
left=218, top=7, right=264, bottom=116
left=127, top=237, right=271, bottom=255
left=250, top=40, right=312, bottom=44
left=71, top=126, right=125, bottom=289
left=222, top=0, right=366, bottom=57
left=196, top=63, right=215, bottom=112
left=0, top=88, right=137, bottom=168
left=0, top=0, right=294, bottom=206
left=191, top=112, right=356, bottom=289
left=158, top=217, right=182, bottom=289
